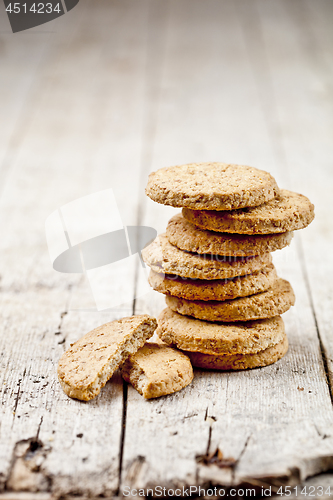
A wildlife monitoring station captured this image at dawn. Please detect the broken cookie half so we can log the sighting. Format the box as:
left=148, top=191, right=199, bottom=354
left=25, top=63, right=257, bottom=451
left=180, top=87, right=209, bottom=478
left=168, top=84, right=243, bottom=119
left=58, top=315, right=157, bottom=401
left=121, top=343, right=193, bottom=399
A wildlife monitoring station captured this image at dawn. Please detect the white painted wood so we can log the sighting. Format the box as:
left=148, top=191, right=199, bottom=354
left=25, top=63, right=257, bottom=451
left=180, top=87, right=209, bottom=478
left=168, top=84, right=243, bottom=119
left=256, top=0, right=333, bottom=390
left=0, top=1, right=82, bottom=192
left=123, top=0, right=333, bottom=490
left=0, top=1, right=154, bottom=496
left=1, top=0, right=333, bottom=495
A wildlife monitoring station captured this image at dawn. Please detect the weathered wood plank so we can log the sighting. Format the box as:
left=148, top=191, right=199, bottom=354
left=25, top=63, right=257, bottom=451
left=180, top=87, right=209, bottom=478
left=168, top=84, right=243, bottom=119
left=0, top=1, right=81, bottom=191
left=256, top=0, right=333, bottom=391
left=0, top=1, right=153, bottom=496
left=1, top=0, right=332, bottom=495
left=122, top=0, right=333, bottom=490
left=221, top=0, right=333, bottom=480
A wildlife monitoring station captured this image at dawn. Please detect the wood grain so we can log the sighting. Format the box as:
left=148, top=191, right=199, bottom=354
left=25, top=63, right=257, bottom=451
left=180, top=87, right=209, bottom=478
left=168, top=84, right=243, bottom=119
left=258, top=0, right=333, bottom=391
left=124, top=0, right=333, bottom=491
left=0, top=0, right=332, bottom=497
left=0, top=1, right=152, bottom=496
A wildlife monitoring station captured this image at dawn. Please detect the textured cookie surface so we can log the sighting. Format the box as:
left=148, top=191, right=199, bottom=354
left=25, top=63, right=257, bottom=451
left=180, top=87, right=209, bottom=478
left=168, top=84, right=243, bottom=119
left=149, top=265, right=277, bottom=301
left=58, top=315, right=157, bottom=401
left=166, top=278, right=295, bottom=322
left=167, top=213, right=293, bottom=256
left=121, top=343, right=193, bottom=399
left=183, top=190, right=314, bottom=234
left=145, top=162, right=279, bottom=210
left=157, top=308, right=285, bottom=355
left=185, top=333, right=288, bottom=370
left=142, top=233, right=272, bottom=280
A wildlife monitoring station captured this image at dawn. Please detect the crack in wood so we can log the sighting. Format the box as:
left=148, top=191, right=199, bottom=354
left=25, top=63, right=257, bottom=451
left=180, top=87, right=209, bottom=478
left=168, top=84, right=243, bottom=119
left=205, top=425, right=212, bottom=457
left=197, top=414, right=237, bottom=470
left=12, top=380, right=22, bottom=418
left=196, top=445, right=237, bottom=469
left=55, top=310, right=68, bottom=351
left=314, top=424, right=330, bottom=440
left=202, top=407, right=217, bottom=457
left=236, top=434, right=251, bottom=464
left=184, top=412, right=199, bottom=420
left=12, top=369, right=26, bottom=424
left=116, top=380, right=128, bottom=496
left=232, top=434, right=252, bottom=482
left=36, top=416, right=43, bottom=441
left=296, top=236, right=333, bottom=405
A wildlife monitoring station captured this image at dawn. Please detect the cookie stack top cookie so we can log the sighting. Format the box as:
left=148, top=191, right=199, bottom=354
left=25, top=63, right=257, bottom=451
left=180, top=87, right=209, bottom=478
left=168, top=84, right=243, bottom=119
left=146, top=162, right=280, bottom=210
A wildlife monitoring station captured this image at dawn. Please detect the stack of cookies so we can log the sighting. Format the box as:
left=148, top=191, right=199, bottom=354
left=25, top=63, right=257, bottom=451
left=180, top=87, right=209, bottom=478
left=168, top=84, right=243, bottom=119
left=142, top=162, right=314, bottom=371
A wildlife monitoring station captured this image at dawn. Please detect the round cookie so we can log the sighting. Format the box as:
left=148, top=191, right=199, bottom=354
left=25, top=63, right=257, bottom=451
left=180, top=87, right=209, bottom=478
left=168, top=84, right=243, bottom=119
left=142, top=233, right=272, bottom=280
left=148, top=264, right=277, bottom=301
left=121, top=343, right=193, bottom=399
left=184, top=333, right=288, bottom=370
left=156, top=308, right=285, bottom=355
left=165, top=278, right=295, bottom=322
left=182, top=189, right=314, bottom=234
left=145, top=162, right=280, bottom=210
left=167, top=213, right=293, bottom=256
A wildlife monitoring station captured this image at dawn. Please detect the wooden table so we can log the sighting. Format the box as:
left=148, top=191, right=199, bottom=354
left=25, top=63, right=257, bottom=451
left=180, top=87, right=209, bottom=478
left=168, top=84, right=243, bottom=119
left=1, top=1, right=333, bottom=498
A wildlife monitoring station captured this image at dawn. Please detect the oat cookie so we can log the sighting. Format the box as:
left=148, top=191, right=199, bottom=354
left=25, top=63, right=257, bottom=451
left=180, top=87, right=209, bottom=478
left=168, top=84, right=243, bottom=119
left=166, top=278, right=295, bottom=322
left=148, top=265, right=277, bottom=301
left=145, top=162, right=279, bottom=210
left=183, top=190, right=314, bottom=234
left=185, top=333, right=288, bottom=370
left=157, top=308, right=285, bottom=355
left=167, top=213, right=293, bottom=255
left=58, top=315, right=157, bottom=401
left=121, top=343, right=193, bottom=399
left=142, top=233, right=272, bottom=280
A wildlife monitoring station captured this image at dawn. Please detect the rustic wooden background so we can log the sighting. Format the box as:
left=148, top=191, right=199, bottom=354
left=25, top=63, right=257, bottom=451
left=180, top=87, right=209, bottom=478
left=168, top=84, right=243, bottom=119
left=0, top=0, right=333, bottom=498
